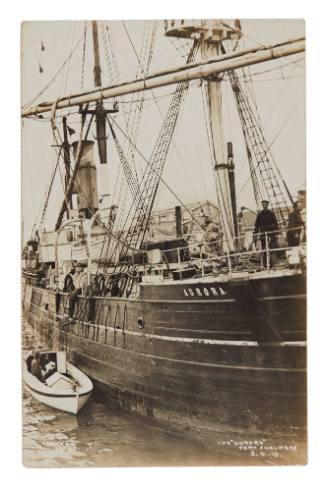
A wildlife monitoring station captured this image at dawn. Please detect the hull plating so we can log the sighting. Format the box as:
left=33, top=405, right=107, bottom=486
left=22, top=272, right=306, bottom=446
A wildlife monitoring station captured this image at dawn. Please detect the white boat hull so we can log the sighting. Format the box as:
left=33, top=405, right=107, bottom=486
left=23, top=353, right=93, bottom=415
left=25, top=383, right=92, bottom=415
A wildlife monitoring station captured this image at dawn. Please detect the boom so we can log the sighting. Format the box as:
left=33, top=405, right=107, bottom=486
left=22, top=37, right=305, bottom=118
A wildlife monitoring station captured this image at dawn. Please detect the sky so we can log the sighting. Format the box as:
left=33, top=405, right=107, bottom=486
left=21, top=19, right=305, bottom=240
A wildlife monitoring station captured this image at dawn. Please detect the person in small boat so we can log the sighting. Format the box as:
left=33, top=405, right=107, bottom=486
left=39, top=353, right=47, bottom=371
left=26, top=351, right=35, bottom=372
left=31, top=352, right=43, bottom=381
left=40, top=354, right=57, bottom=380
left=253, top=200, right=279, bottom=267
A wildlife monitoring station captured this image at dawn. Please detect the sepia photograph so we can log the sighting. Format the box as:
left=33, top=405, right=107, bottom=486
left=21, top=18, right=306, bottom=468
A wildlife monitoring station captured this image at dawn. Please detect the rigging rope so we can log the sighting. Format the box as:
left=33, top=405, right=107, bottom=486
left=100, top=21, right=128, bottom=234
left=123, top=47, right=198, bottom=252
left=107, top=119, right=142, bottom=206
left=102, top=20, right=160, bottom=245
left=122, top=21, right=202, bottom=210
left=229, top=69, right=291, bottom=222
left=121, top=21, right=158, bottom=184
left=99, top=43, right=202, bottom=289
left=236, top=92, right=304, bottom=199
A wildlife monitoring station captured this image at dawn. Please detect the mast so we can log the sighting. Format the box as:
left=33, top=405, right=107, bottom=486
left=62, top=116, right=72, bottom=215
left=80, top=21, right=118, bottom=164
left=227, top=142, right=239, bottom=242
left=92, top=21, right=102, bottom=87
left=92, top=21, right=107, bottom=164
left=165, top=19, right=241, bottom=251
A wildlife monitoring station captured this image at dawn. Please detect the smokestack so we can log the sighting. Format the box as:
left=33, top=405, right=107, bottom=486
left=175, top=206, right=182, bottom=237
left=72, top=140, right=99, bottom=219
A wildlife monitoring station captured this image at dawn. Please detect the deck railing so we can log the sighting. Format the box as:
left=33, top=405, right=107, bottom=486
left=142, top=225, right=306, bottom=278
left=51, top=221, right=306, bottom=295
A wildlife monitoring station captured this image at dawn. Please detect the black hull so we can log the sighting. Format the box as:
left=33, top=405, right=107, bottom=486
left=22, top=270, right=307, bottom=462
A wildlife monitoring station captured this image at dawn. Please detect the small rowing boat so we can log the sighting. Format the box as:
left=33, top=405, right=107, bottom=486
left=23, top=350, right=93, bottom=414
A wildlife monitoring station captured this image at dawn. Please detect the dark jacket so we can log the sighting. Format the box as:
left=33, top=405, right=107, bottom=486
left=254, top=209, right=279, bottom=237
left=26, top=355, right=34, bottom=372
left=287, top=209, right=304, bottom=246
left=31, top=358, right=42, bottom=381
left=288, top=209, right=304, bottom=229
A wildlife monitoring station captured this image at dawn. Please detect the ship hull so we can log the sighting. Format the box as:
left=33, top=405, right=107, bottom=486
left=22, top=270, right=306, bottom=459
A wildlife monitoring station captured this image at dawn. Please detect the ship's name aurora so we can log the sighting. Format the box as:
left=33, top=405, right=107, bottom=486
left=183, top=286, right=227, bottom=297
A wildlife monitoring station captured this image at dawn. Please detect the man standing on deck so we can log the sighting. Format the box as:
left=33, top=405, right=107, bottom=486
left=203, top=216, right=224, bottom=256
left=287, top=201, right=304, bottom=246
left=253, top=200, right=279, bottom=267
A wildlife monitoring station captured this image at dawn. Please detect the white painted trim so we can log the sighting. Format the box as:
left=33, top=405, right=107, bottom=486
left=60, top=314, right=306, bottom=349
left=259, top=294, right=306, bottom=301
left=72, top=345, right=306, bottom=374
